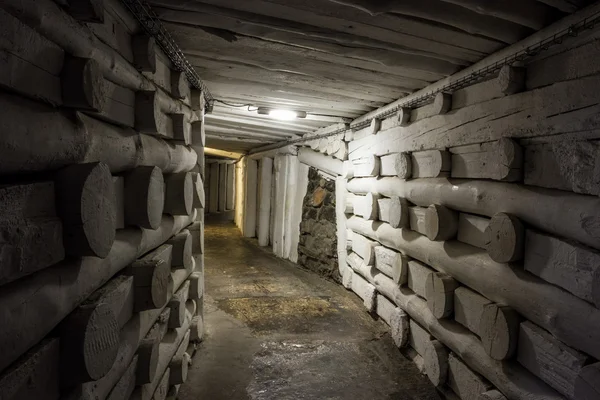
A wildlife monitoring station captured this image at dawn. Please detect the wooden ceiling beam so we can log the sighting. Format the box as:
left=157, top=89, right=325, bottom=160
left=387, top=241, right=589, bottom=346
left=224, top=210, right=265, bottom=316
left=205, top=134, right=274, bottom=144
left=166, top=22, right=447, bottom=82
left=154, top=7, right=473, bottom=68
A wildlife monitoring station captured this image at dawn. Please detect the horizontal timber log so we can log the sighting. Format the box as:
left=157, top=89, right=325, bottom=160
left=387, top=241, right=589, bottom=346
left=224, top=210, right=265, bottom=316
left=346, top=177, right=600, bottom=251
left=348, top=255, right=563, bottom=400
left=346, top=215, right=600, bottom=361
left=0, top=214, right=194, bottom=373
left=0, top=93, right=196, bottom=175
left=297, top=147, right=342, bottom=176
left=1, top=0, right=200, bottom=120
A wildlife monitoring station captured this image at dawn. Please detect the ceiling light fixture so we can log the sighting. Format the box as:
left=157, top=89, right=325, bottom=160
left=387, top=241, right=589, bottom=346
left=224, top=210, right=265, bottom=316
left=257, top=107, right=307, bottom=120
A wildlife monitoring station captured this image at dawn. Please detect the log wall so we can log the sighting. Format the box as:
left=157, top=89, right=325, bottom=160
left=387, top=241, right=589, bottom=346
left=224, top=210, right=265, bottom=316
left=0, top=1, right=205, bottom=399
left=293, top=12, right=600, bottom=400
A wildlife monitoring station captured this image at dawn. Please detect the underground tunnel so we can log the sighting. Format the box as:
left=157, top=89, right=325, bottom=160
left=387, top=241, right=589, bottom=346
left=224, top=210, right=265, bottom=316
left=1, top=0, right=600, bottom=399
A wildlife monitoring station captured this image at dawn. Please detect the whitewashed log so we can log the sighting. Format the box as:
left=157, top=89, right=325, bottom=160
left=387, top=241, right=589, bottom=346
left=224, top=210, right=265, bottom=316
left=524, top=230, right=600, bottom=308
left=408, top=259, right=435, bottom=299
left=409, top=319, right=433, bottom=357
left=454, top=287, right=491, bottom=336
left=257, top=157, right=273, bottom=246
left=391, top=308, right=410, bottom=348
left=524, top=140, right=600, bottom=196
left=272, top=155, right=287, bottom=257
left=352, top=118, right=381, bottom=141
left=432, top=93, right=452, bottom=115
left=151, top=369, right=170, bottom=400
left=167, top=281, right=190, bottom=329
left=243, top=158, right=258, bottom=238
left=397, top=107, right=411, bottom=127
left=346, top=216, right=600, bottom=361
left=345, top=193, right=355, bottom=214
left=377, top=196, right=409, bottom=228
left=518, top=321, right=590, bottom=399
left=0, top=94, right=197, bottom=175
left=346, top=176, right=600, bottom=253
left=124, top=166, right=165, bottom=230
left=342, top=160, right=354, bottom=179
left=84, top=275, right=134, bottom=330
left=484, top=213, right=525, bottom=263
left=166, top=230, right=193, bottom=271
left=497, top=65, right=526, bottom=95
left=336, top=177, right=349, bottom=278
left=137, top=310, right=168, bottom=386
left=350, top=271, right=376, bottom=312
left=56, top=217, right=192, bottom=400
left=135, top=90, right=166, bottom=136
left=351, top=233, right=377, bottom=265
left=374, top=246, right=408, bottom=284
left=190, top=315, right=204, bottom=342
left=351, top=155, right=380, bottom=177
left=60, top=302, right=120, bottom=385
left=169, top=353, right=190, bottom=385
left=380, top=153, right=412, bottom=178
left=575, top=363, right=600, bottom=400
left=353, top=192, right=379, bottom=220
left=106, top=356, right=138, bottom=400
left=129, top=244, right=173, bottom=312
left=132, top=318, right=191, bottom=400
left=56, top=162, right=116, bottom=258
left=61, top=56, right=107, bottom=112
left=479, top=390, right=507, bottom=400
left=0, top=181, right=64, bottom=286
left=375, top=294, right=396, bottom=325
left=226, top=163, right=235, bottom=210
left=411, top=150, right=451, bottom=178
left=450, top=139, right=523, bottom=182
left=164, top=172, right=193, bottom=216
left=170, top=71, right=187, bottom=100
left=480, top=304, right=520, bottom=361
left=191, top=172, right=205, bottom=209
left=0, top=8, right=63, bottom=105
left=191, top=120, right=206, bottom=147
left=448, top=353, right=492, bottom=400
left=457, top=213, right=489, bottom=249
left=349, top=261, right=563, bottom=400
left=426, top=272, right=458, bottom=319
left=408, top=206, right=428, bottom=236
left=113, top=176, right=125, bottom=230
left=287, top=161, right=309, bottom=263
left=170, top=114, right=191, bottom=145
left=132, top=34, right=157, bottom=73
left=0, top=338, right=59, bottom=400
left=424, top=339, right=449, bottom=387
left=188, top=221, right=204, bottom=255
left=425, top=204, right=458, bottom=241
left=297, top=147, right=343, bottom=176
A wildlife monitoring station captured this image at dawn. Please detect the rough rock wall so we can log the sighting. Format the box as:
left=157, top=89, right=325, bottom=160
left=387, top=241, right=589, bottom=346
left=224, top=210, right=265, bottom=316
left=298, top=168, right=339, bottom=281
left=0, top=1, right=205, bottom=399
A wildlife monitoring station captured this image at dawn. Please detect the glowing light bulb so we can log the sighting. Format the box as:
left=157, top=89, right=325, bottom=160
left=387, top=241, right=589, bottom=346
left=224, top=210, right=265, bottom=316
left=268, top=109, right=298, bottom=120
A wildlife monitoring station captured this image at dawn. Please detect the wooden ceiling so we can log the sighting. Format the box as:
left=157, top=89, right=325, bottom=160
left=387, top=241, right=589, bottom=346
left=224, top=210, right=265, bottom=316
left=148, top=0, right=593, bottom=154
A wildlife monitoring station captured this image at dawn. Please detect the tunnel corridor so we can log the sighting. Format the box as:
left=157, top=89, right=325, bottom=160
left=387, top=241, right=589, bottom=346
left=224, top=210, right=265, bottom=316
left=179, top=221, right=438, bottom=400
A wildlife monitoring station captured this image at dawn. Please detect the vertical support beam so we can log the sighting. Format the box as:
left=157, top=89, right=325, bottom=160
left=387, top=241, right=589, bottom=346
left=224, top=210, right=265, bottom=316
left=226, top=163, right=235, bottom=211
left=289, top=159, right=309, bottom=263
left=283, top=156, right=299, bottom=260
left=208, top=163, right=219, bottom=214
left=243, top=159, right=258, bottom=238
left=272, top=155, right=288, bottom=257
left=218, top=163, right=227, bottom=212
left=257, top=158, right=273, bottom=247
left=336, top=177, right=349, bottom=277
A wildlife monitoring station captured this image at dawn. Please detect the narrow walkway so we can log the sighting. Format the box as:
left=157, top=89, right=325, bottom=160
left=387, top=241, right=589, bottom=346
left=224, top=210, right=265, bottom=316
left=180, top=221, right=439, bottom=400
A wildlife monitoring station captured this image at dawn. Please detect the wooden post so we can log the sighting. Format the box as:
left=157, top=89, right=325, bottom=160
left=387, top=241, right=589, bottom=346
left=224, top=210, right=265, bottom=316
left=55, top=162, right=116, bottom=258
left=218, top=163, right=227, bottom=212
left=243, top=158, right=258, bottom=238
left=257, top=158, right=273, bottom=246
left=226, top=163, right=235, bottom=210
left=208, top=163, right=219, bottom=213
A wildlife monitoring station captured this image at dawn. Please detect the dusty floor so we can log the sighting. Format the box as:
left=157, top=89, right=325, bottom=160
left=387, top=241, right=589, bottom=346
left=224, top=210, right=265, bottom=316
left=179, top=221, right=439, bottom=400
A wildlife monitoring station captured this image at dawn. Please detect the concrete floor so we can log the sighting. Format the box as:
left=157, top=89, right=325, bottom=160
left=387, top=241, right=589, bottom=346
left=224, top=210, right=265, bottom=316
left=179, top=221, right=440, bottom=400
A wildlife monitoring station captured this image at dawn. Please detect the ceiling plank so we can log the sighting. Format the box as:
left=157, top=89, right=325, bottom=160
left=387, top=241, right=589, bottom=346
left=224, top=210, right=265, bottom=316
left=439, top=0, right=557, bottom=29
left=166, top=22, right=447, bottom=82
left=319, top=0, right=533, bottom=42
left=151, top=1, right=487, bottom=63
